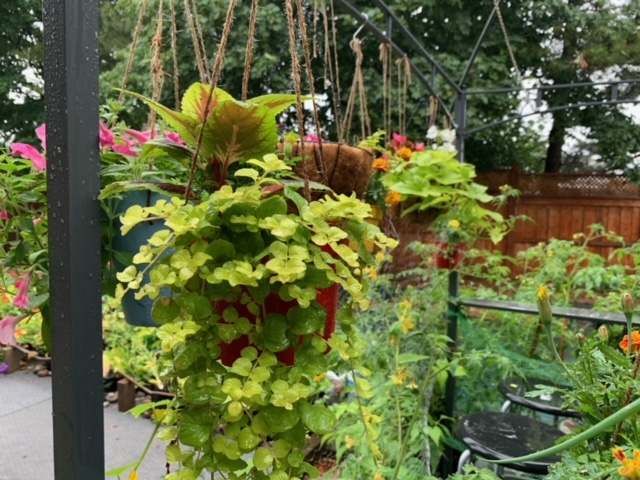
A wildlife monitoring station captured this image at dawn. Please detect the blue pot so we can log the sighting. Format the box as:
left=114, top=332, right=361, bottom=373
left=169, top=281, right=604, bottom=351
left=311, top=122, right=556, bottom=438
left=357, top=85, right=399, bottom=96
left=106, top=190, right=172, bottom=327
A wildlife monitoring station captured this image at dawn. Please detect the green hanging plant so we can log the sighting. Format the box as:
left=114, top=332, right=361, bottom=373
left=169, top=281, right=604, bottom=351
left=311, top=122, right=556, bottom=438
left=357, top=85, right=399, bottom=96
left=106, top=82, right=398, bottom=479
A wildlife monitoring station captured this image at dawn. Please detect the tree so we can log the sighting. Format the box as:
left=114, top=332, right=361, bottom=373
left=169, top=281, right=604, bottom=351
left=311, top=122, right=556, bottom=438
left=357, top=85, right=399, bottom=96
left=98, top=0, right=640, bottom=174
left=0, top=1, right=44, bottom=145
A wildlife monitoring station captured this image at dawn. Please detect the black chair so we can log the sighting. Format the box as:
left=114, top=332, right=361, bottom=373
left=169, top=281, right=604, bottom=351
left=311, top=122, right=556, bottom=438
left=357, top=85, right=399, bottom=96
left=498, top=377, right=581, bottom=419
left=457, top=412, right=563, bottom=476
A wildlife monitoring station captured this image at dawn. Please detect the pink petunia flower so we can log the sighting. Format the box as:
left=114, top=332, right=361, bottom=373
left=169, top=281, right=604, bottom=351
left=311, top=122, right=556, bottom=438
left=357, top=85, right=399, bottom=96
left=392, top=132, right=407, bottom=150
left=165, top=132, right=184, bottom=145
left=99, top=122, right=115, bottom=148
left=0, top=314, right=29, bottom=346
left=303, top=134, right=320, bottom=143
left=13, top=273, right=32, bottom=309
left=414, top=142, right=425, bottom=152
left=0, top=211, right=8, bottom=221
left=11, top=143, right=46, bottom=171
left=125, top=129, right=153, bottom=145
left=35, top=124, right=47, bottom=150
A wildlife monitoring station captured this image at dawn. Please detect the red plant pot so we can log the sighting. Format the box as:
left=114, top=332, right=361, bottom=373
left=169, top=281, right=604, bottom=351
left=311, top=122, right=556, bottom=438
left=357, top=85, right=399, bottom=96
left=216, top=283, right=339, bottom=367
left=434, top=243, right=466, bottom=270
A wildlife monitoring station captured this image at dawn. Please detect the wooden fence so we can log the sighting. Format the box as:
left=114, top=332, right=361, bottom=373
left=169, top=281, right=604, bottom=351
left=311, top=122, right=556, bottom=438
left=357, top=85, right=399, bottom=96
left=391, top=167, right=640, bottom=269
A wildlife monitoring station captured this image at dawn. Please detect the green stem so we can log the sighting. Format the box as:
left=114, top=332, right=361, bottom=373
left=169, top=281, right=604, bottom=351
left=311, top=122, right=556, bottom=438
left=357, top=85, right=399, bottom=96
left=133, top=421, right=161, bottom=472
left=625, top=313, right=633, bottom=359
left=544, top=324, right=576, bottom=384
left=391, top=358, right=454, bottom=480
left=487, top=395, right=640, bottom=465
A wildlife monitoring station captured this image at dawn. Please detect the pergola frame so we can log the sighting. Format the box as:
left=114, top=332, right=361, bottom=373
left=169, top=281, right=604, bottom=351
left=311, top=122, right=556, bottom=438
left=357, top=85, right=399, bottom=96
left=42, top=1, right=640, bottom=479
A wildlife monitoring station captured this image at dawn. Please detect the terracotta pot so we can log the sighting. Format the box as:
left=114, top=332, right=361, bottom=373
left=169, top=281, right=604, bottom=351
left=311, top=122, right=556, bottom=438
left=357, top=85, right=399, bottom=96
left=278, top=142, right=374, bottom=198
left=216, top=283, right=339, bottom=367
left=435, top=243, right=466, bottom=270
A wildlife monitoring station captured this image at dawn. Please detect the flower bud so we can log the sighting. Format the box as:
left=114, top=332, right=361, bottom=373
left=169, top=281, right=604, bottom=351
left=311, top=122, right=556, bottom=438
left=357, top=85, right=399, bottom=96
left=598, top=325, right=609, bottom=341
left=576, top=333, right=586, bottom=346
left=536, top=286, right=553, bottom=326
left=621, top=292, right=634, bottom=317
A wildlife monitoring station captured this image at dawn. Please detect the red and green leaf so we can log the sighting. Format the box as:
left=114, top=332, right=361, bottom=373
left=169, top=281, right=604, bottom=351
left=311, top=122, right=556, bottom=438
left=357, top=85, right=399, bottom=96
left=181, top=83, right=233, bottom=124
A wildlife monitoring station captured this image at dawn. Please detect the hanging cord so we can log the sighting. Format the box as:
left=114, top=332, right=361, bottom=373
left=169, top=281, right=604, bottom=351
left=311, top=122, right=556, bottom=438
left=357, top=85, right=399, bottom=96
left=242, top=0, right=260, bottom=101
left=329, top=0, right=344, bottom=142
left=191, top=0, right=211, bottom=77
left=183, top=0, right=208, bottom=83
left=149, top=0, right=166, bottom=134
left=397, top=56, right=411, bottom=135
left=492, top=0, right=523, bottom=84
left=428, top=96, right=438, bottom=128
left=295, top=0, right=328, bottom=184
left=380, top=43, right=392, bottom=144
left=322, top=0, right=344, bottom=142
left=118, top=0, right=149, bottom=103
left=312, top=0, right=319, bottom=59
left=184, top=0, right=239, bottom=202
left=284, top=0, right=313, bottom=200
left=170, top=0, right=181, bottom=110
left=343, top=38, right=370, bottom=140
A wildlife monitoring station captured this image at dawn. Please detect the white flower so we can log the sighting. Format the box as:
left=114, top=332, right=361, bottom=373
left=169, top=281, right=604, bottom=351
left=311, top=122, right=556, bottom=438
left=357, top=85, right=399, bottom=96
left=439, top=129, right=456, bottom=144
left=426, top=125, right=439, bottom=140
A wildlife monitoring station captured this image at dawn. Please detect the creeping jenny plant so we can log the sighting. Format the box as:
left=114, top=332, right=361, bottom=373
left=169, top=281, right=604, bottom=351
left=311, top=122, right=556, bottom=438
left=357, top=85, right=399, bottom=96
left=110, top=83, right=398, bottom=479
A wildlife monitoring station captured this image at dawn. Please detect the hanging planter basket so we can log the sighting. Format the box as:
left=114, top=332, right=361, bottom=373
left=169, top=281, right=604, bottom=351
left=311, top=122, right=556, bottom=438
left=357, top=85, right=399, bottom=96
left=434, top=243, right=467, bottom=270
left=280, top=142, right=374, bottom=198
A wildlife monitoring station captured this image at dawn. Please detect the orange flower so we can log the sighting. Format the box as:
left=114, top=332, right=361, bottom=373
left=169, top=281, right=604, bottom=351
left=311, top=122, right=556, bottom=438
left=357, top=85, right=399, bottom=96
left=613, top=448, right=640, bottom=480
left=372, top=158, right=390, bottom=172
left=620, top=331, right=640, bottom=354
left=385, top=191, right=401, bottom=205
left=396, top=147, right=413, bottom=161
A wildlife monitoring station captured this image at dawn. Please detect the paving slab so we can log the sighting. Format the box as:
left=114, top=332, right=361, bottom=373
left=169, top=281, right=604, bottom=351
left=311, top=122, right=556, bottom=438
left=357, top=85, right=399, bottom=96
left=0, top=369, right=175, bottom=480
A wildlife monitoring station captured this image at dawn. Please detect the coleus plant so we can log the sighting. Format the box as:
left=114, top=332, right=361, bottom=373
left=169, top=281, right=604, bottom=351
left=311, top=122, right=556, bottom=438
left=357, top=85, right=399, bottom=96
left=107, top=84, right=398, bottom=479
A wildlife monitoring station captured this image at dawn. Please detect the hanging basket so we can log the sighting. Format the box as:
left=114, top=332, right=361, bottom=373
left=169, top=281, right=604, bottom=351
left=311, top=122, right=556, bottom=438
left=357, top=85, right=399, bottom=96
left=106, top=190, right=172, bottom=327
left=434, top=243, right=467, bottom=270
left=215, top=283, right=339, bottom=367
left=279, top=142, right=374, bottom=198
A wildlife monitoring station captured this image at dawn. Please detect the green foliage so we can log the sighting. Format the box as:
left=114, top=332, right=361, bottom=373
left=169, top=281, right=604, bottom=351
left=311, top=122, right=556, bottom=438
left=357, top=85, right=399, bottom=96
left=112, top=154, right=397, bottom=479
left=0, top=1, right=44, bottom=145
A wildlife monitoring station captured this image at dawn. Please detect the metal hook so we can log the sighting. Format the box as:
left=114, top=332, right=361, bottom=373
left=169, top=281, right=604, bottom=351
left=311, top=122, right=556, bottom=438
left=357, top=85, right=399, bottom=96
left=353, top=13, right=368, bottom=41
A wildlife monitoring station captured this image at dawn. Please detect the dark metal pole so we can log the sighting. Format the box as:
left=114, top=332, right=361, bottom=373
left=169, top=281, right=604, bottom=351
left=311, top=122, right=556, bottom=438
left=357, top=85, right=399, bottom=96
left=43, top=0, right=104, bottom=479
left=458, top=6, right=498, bottom=88
left=439, top=92, right=467, bottom=477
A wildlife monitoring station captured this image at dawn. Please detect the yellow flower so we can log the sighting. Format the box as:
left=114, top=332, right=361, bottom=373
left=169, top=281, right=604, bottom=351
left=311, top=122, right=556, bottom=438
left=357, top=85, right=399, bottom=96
left=385, top=191, right=401, bottom=206
left=399, top=299, right=412, bottom=312
left=345, top=436, right=357, bottom=449
left=396, top=147, right=413, bottom=161
left=372, top=158, right=390, bottom=172
left=127, top=472, right=139, bottom=480
left=314, top=373, right=326, bottom=382
left=374, top=474, right=385, bottom=480
left=375, top=251, right=386, bottom=262
left=613, top=448, right=640, bottom=480
left=400, top=315, right=415, bottom=334
left=407, top=381, right=419, bottom=389
left=537, top=286, right=549, bottom=301
left=363, top=266, right=378, bottom=280
left=391, top=368, right=409, bottom=386
left=447, top=219, right=461, bottom=229
left=499, top=184, right=510, bottom=193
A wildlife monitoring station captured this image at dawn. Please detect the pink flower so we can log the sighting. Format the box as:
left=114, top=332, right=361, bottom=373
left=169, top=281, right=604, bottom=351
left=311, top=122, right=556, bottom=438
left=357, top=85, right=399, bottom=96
left=392, top=132, right=407, bottom=150
left=99, top=122, right=115, bottom=148
left=0, top=314, right=29, bottom=346
left=112, top=140, right=139, bottom=157
left=35, top=124, right=47, bottom=150
left=125, top=129, right=153, bottom=145
left=11, top=143, right=46, bottom=171
left=33, top=217, right=42, bottom=226
left=414, top=142, right=425, bottom=152
left=13, top=273, right=32, bottom=309
left=165, top=132, right=184, bottom=144
left=303, top=134, right=320, bottom=143
left=0, top=211, right=8, bottom=221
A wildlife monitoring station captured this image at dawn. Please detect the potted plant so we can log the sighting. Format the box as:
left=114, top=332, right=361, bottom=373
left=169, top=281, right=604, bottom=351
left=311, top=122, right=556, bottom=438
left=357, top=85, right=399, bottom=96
left=108, top=82, right=398, bottom=479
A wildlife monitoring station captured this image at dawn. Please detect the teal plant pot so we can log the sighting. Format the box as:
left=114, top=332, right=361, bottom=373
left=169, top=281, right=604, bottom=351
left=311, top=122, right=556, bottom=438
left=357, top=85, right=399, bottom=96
left=105, top=190, right=171, bottom=327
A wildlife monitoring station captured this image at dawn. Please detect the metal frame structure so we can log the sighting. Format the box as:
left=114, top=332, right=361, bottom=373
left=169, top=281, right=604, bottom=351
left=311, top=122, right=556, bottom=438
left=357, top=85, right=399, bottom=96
left=44, top=0, right=103, bottom=478
left=42, top=0, right=640, bottom=478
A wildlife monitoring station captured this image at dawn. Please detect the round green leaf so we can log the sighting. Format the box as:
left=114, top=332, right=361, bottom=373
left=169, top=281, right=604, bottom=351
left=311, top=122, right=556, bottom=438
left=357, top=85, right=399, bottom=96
left=263, top=314, right=291, bottom=352
left=300, top=403, right=336, bottom=435
left=288, top=303, right=326, bottom=335
left=253, top=447, right=274, bottom=470
left=152, top=296, right=180, bottom=325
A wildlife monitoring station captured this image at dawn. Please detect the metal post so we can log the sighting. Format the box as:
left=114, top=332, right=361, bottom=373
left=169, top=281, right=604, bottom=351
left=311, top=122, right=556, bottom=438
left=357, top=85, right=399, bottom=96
left=43, top=1, right=104, bottom=479
left=440, top=92, right=467, bottom=477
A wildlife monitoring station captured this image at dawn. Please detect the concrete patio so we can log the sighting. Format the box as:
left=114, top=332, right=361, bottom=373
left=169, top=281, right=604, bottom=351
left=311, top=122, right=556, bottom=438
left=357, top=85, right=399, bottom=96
left=0, top=368, right=170, bottom=480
